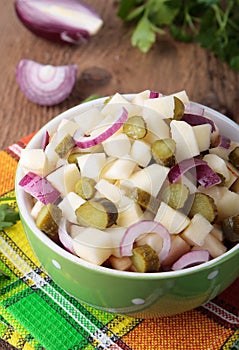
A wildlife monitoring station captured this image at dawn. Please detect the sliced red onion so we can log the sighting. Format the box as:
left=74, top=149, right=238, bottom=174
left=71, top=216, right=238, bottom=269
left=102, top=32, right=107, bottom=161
left=74, top=107, right=128, bottom=148
left=120, top=220, right=171, bottom=263
left=16, top=59, right=78, bottom=106
left=182, top=113, right=216, bottom=132
left=58, top=218, right=75, bottom=254
left=217, top=135, right=231, bottom=150
left=150, top=91, right=159, bottom=98
left=184, top=103, right=204, bottom=116
left=41, top=130, right=50, bottom=150
left=168, top=158, right=222, bottom=188
left=15, top=0, right=103, bottom=44
left=19, top=171, right=61, bottom=204
left=171, top=250, right=210, bottom=270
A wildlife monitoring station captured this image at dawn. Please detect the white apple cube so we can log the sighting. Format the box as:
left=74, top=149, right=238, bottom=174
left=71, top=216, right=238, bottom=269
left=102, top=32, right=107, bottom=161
left=46, top=163, right=80, bottom=197
left=181, top=213, right=213, bottom=246
left=77, top=153, right=106, bottom=180
left=74, top=107, right=102, bottom=134
left=95, top=179, right=123, bottom=203
left=129, top=163, right=169, bottom=197
left=72, top=227, right=113, bottom=265
left=130, top=140, right=152, bottom=167
left=170, top=120, right=200, bottom=162
left=203, top=153, right=230, bottom=182
left=101, top=92, right=142, bottom=117
left=58, top=192, right=85, bottom=224
left=102, top=133, right=131, bottom=157
left=192, top=124, right=211, bottom=152
left=117, top=200, right=144, bottom=227
left=102, top=157, right=136, bottom=180
left=154, top=201, right=190, bottom=234
left=192, top=233, right=227, bottom=258
left=19, top=149, right=50, bottom=176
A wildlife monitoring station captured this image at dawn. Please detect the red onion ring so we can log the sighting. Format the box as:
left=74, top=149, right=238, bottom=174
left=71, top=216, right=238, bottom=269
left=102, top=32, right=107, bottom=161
left=172, top=250, right=210, bottom=270
left=73, top=107, right=128, bottom=148
left=120, top=220, right=171, bottom=263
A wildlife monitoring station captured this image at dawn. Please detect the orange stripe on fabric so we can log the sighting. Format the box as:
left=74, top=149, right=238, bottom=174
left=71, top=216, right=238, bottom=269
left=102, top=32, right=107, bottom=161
left=122, top=309, right=233, bottom=350
left=0, top=151, right=17, bottom=195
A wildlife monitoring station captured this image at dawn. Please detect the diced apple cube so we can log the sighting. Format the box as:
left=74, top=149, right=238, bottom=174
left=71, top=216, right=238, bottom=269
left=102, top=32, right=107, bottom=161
left=210, top=225, right=224, bottom=241
left=102, top=133, right=131, bottom=157
left=95, top=179, right=123, bottom=203
left=77, top=153, right=106, bottom=180
left=58, top=192, right=85, bottom=224
left=203, top=154, right=230, bottom=182
left=20, top=149, right=50, bottom=176
left=225, top=161, right=239, bottom=188
left=130, top=140, right=152, bottom=167
left=131, top=90, right=151, bottom=106
left=46, top=164, right=80, bottom=197
left=57, top=119, right=79, bottom=135
left=181, top=213, right=213, bottom=246
left=72, top=227, right=113, bottom=265
left=192, top=233, right=227, bottom=258
left=117, top=199, right=143, bottom=227
left=105, top=226, right=127, bottom=257
left=136, top=232, right=163, bottom=254
left=154, top=201, right=190, bottom=234
left=109, top=255, right=132, bottom=271
left=74, top=107, right=102, bottom=134
left=142, top=108, right=170, bottom=143
left=162, top=235, right=191, bottom=266
left=170, top=120, right=200, bottom=162
left=129, top=163, right=169, bottom=197
left=102, top=157, right=136, bottom=180
left=192, top=124, right=211, bottom=152
left=30, top=200, right=44, bottom=219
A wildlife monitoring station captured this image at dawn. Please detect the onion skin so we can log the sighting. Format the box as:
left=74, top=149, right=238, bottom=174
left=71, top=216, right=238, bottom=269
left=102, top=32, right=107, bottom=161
left=16, top=59, right=78, bottom=106
left=15, top=0, right=103, bottom=45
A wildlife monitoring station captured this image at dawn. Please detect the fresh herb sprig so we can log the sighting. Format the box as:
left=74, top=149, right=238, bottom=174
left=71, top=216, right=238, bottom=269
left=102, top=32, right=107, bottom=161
left=117, top=0, right=239, bottom=72
left=0, top=202, right=20, bottom=230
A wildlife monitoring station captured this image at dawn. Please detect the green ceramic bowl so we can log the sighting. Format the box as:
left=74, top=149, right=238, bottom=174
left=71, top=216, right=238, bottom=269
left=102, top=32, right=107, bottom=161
left=15, top=95, right=239, bottom=318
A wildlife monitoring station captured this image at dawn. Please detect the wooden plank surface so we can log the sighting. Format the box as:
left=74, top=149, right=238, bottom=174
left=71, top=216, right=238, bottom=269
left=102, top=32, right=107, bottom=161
left=0, top=0, right=239, bottom=150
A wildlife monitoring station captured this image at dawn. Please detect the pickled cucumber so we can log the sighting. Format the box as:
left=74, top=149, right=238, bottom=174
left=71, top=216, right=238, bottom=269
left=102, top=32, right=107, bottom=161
left=131, top=244, right=160, bottom=272
left=130, top=187, right=160, bottom=214
left=151, top=138, right=176, bottom=167
left=189, top=192, right=217, bottom=223
left=55, top=134, right=75, bottom=158
left=229, top=147, right=239, bottom=170
left=162, top=184, right=189, bottom=209
left=222, top=215, right=239, bottom=243
left=75, top=177, right=96, bottom=200
left=75, top=199, right=118, bottom=229
left=173, top=96, right=185, bottom=120
left=36, top=203, right=62, bottom=242
left=123, top=115, right=147, bottom=139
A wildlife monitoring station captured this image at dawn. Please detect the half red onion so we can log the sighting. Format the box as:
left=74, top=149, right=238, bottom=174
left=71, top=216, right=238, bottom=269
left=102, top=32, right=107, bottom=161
left=120, top=220, right=171, bottom=263
left=171, top=250, right=210, bottom=270
left=15, top=0, right=103, bottom=45
left=58, top=218, right=75, bottom=254
left=74, top=107, right=128, bottom=148
left=19, top=171, right=61, bottom=204
left=16, top=59, right=78, bottom=106
left=168, top=158, right=222, bottom=188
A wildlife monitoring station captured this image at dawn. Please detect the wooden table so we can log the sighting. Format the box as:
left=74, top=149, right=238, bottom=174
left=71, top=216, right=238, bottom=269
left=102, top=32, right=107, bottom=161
left=0, top=3, right=239, bottom=349
left=1, top=0, right=239, bottom=151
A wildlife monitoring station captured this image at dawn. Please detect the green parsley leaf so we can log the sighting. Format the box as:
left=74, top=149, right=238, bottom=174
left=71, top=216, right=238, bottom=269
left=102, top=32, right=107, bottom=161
left=0, top=203, right=19, bottom=230
left=131, top=15, right=157, bottom=53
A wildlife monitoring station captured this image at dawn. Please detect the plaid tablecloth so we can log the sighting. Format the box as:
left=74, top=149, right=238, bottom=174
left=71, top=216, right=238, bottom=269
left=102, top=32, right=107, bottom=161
left=0, top=134, right=239, bottom=350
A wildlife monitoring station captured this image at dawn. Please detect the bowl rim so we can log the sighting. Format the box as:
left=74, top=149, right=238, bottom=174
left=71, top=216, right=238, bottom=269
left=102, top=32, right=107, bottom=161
left=15, top=94, right=239, bottom=280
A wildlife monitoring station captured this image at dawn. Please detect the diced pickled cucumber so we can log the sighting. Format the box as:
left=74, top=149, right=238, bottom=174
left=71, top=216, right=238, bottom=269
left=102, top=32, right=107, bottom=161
left=229, top=147, right=239, bottom=170
left=162, top=184, right=189, bottom=209
left=151, top=138, right=176, bottom=167
left=130, top=187, right=160, bottom=214
left=36, top=203, right=62, bottom=242
left=189, top=192, right=217, bottom=223
left=68, top=152, right=85, bottom=164
left=123, top=115, right=147, bottom=139
left=75, top=177, right=96, bottom=200
left=173, top=96, right=185, bottom=120
left=222, top=214, right=239, bottom=243
left=75, top=199, right=118, bottom=229
left=131, top=244, right=160, bottom=272
left=55, top=134, right=75, bottom=158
